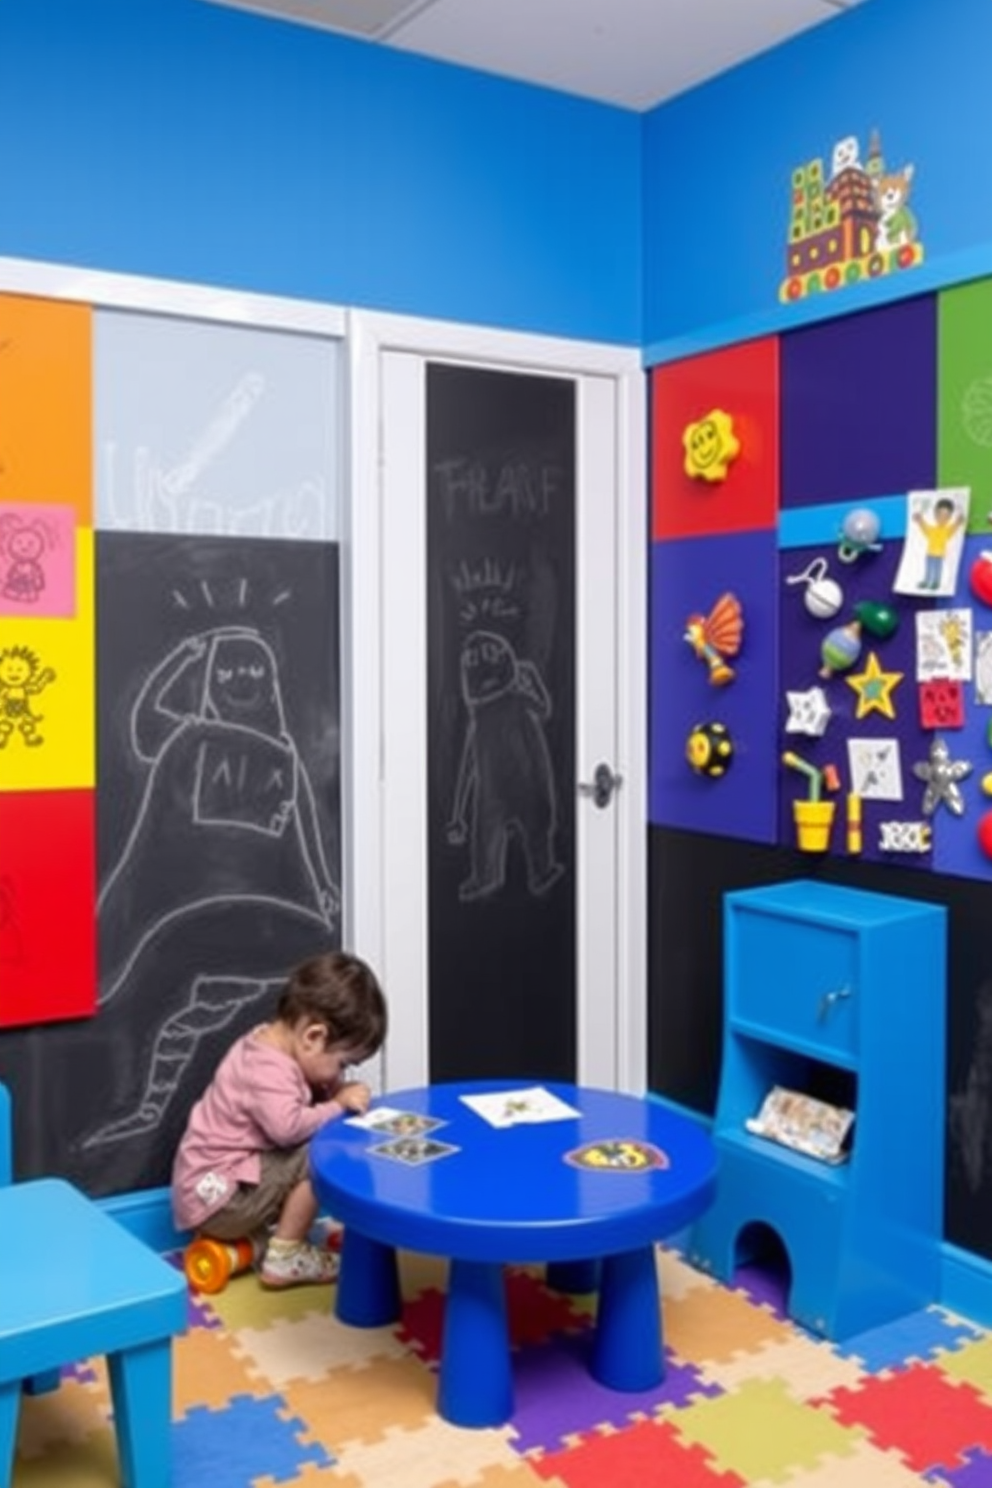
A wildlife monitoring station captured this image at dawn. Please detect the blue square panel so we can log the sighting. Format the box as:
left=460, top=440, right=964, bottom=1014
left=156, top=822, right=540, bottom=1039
left=650, top=529, right=778, bottom=843
left=781, top=295, right=937, bottom=508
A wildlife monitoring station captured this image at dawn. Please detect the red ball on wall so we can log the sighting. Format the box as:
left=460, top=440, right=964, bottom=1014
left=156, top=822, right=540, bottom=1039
left=969, top=551, right=992, bottom=608
left=978, top=810, right=992, bottom=862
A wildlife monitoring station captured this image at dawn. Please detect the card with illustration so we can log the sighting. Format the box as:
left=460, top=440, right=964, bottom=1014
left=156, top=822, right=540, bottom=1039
left=975, top=632, right=992, bottom=704
left=893, top=488, right=970, bottom=598
left=915, top=608, right=973, bottom=682
left=564, top=1139, right=670, bottom=1172
left=345, top=1106, right=445, bottom=1136
left=460, top=1085, right=581, bottom=1128
left=369, top=1136, right=460, bottom=1167
left=847, top=737, right=903, bottom=800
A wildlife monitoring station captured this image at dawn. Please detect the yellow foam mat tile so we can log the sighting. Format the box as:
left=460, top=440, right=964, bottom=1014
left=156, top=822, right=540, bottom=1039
left=662, top=1376, right=865, bottom=1483
left=14, top=1380, right=110, bottom=1460
left=230, top=1309, right=409, bottom=1387
left=204, top=1268, right=336, bottom=1332
left=936, top=1333, right=992, bottom=1401
left=657, top=1247, right=719, bottom=1302
left=329, top=1418, right=525, bottom=1488
left=12, top=1427, right=120, bottom=1488
left=663, top=1281, right=795, bottom=1366
left=280, top=1355, right=439, bottom=1446
left=173, top=1322, right=274, bottom=1416
left=749, top=1435, right=954, bottom=1488
left=697, top=1331, right=866, bottom=1400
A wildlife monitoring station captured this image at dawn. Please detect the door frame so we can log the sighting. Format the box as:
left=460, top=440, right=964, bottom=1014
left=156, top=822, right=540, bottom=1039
left=347, top=309, right=647, bottom=1095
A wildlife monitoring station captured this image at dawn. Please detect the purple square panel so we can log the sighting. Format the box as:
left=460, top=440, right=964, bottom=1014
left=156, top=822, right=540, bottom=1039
left=781, top=295, right=937, bottom=508
left=778, top=538, right=937, bottom=866
left=650, top=529, right=778, bottom=843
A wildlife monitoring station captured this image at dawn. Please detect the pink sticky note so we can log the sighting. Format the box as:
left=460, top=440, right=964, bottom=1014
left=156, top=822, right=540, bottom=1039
left=0, top=504, right=77, bottom=617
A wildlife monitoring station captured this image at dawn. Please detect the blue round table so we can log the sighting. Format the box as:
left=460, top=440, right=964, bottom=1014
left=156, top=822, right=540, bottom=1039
left=309, top=1081, right=717, bottom=1428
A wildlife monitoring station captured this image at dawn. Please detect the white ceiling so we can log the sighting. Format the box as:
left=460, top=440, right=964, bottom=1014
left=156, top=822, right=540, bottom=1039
left=205, top=0, right=865, bottom=111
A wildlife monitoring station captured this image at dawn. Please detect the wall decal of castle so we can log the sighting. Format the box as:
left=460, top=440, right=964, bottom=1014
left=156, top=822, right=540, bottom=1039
left=780, top=129, right=923, bottom=304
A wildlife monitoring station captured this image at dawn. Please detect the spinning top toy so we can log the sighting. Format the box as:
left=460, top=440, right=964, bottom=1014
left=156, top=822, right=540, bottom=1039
left=819, top=620, right=862, bottom=679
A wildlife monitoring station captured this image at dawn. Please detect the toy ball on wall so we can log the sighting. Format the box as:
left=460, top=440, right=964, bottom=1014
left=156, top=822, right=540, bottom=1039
left=785, top=557, right=843, bottom=620
left=779, top=127, right=924, bottom=305
left=686, top=721, right=734, bottom=777
left=682, top=409, right=740, bottom=483
left=969, top=550, right=992, bottom=608
left=684, top=591, right=744, bottom=685
left=838, top=507, right=883, bottom=564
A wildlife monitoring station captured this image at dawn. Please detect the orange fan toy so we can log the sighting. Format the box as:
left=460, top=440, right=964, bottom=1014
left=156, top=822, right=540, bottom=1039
left=684, top=592, right=744, bottom=686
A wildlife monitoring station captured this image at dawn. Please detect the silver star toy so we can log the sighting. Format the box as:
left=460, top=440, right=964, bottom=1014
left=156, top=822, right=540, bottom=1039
left=912, top=736, right=973, bottom=817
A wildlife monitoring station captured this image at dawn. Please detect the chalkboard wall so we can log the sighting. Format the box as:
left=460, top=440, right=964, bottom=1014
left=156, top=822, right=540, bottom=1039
left=426, top=363, right=577, bottom=1082
left=0, top=531, right=341, bottom=1197
left=648, top=824, right=992, bottom=1262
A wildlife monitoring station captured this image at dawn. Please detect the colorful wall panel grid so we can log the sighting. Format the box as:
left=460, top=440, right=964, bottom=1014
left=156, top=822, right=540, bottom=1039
left=0, top=295, right=96, bottom=1026
left=650, top=280, right=992, bottom=881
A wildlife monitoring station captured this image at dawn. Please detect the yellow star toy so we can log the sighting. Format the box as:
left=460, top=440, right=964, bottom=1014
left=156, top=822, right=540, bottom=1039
left=846, top=650, right=904, bottom=719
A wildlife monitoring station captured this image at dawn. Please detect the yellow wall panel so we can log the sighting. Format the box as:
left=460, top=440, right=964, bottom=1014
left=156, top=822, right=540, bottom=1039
left=0, top=528, right=94, bottom=789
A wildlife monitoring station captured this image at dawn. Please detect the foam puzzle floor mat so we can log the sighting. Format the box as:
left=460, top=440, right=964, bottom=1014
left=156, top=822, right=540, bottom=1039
left=11, top=1243, right=992, bottom=1487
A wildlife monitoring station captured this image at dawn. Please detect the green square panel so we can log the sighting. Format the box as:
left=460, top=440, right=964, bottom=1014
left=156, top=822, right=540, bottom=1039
left=938, top=277, right=992, bottom=532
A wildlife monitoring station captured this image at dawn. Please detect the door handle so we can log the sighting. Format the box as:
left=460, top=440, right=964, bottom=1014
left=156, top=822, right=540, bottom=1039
left=577, top=762, right=622, bottom=809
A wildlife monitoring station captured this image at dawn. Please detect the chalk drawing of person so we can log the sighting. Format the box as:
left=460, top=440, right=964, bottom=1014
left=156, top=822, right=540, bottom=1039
left=446, top=629, right=564, bottom=902
left=87, top=624, right=339, bottom=1143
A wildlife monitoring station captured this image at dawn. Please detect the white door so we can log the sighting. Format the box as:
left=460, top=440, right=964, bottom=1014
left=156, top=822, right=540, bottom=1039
left=347, top=313, right=646, bottom=1096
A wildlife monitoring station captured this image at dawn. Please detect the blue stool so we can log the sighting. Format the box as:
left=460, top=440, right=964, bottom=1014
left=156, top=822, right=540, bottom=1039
left=0, top=1177, right=187, bottom=1487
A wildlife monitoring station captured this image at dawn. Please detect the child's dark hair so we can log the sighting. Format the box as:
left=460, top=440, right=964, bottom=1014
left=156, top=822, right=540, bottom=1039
left=278, top=951, right=387, bottom=1058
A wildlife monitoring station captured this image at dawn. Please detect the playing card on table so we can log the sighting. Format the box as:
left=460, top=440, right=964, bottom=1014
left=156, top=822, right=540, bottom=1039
left=369, top=1136, right=460, bottom=1166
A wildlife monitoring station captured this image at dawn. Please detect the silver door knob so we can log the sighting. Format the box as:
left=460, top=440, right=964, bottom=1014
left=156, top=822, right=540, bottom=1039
left=577, top=762, right=622, bottom=809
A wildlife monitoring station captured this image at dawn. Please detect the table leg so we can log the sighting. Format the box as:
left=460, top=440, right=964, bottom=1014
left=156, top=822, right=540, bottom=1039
left=108, top=1339, right=173, bottom=1488
left=336, top=1228, right=402, bottom=1327
left=438, top=1259, right=513, bottom=1428
left=591, top=1246, right=664, bottom=1392
left=0, top=1380, right=20, bottom=1488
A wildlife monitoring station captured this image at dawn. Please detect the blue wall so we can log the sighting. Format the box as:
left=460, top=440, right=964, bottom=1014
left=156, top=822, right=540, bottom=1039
left=642, top=0, right=992, bottom=359
left=0, top=0, right=641, bottom=344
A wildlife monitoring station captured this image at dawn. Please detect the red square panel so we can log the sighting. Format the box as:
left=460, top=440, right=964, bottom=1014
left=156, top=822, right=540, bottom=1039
left=0, top=789, right=96, bottom=1028
left=652, top=337, right=780, bottom=540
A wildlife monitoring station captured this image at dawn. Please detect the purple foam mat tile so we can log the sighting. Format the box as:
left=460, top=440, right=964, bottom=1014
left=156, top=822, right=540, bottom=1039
left=937, top=1444, right=992, bottom=1487
left=732, top=1261, right=791, bottom=1320
left=781, top=295, right=937, bottom=509
left=508, top=1333, right=722, bottom=1455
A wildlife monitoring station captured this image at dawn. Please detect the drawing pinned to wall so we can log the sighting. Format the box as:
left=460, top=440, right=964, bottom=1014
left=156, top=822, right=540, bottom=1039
left=894, top=489, right=970, bottom=596
left=0, top=504, right=76, bottom=616
left=847, top=737, right=904, bottom=801
left=916, top=608, right=973, bottom=682
left=779, top=128, right=924, bottom=304
left=976, top=632, right=992, bottom=703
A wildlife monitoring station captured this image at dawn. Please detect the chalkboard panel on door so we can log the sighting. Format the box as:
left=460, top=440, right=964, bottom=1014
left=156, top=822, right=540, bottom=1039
left=426, top=365, right=577, bottom=1082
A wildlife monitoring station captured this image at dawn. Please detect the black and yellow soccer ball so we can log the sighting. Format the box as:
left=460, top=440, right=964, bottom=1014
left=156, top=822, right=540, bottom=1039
left=686, top=721, right=734, bottom=778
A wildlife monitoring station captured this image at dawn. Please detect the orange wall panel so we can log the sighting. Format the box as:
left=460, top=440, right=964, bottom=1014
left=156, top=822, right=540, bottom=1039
left=0, top=295, right=92, bottom=522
